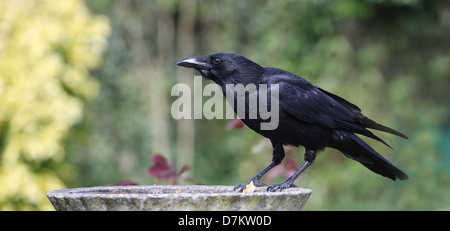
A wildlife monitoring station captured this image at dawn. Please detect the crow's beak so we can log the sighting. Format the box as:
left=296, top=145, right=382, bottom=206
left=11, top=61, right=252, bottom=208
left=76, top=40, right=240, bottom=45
left=176, top=56, right=211, bottom=71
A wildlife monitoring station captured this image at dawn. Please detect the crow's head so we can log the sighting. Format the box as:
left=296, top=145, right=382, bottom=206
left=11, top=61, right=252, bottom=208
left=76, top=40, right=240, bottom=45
left=176, top=53, right=263, bottom=84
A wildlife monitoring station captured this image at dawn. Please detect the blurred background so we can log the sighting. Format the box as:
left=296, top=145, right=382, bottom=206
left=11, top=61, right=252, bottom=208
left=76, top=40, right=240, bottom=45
left=0, top=0, right=449, bottom=210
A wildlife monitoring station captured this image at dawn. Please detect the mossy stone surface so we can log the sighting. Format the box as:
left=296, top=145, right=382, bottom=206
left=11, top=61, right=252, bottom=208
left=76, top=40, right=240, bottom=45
left=47, top=185, right=311, bottom=211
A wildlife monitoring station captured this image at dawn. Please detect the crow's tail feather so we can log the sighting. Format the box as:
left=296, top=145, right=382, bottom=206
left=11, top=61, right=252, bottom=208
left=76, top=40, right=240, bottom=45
left=360, top=116, right=409, bottom=140
left=332, top=131, right=408, bottom=181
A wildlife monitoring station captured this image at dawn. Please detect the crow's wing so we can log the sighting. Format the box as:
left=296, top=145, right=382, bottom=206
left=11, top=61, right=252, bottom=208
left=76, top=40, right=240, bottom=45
left=277, top=81, right=391, bottom=147
left=318, top=87, right=408, bottom=139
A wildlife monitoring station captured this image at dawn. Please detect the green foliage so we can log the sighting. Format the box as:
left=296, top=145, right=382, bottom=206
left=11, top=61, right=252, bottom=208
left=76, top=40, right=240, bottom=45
left=0, top=0, right=109, bottom=210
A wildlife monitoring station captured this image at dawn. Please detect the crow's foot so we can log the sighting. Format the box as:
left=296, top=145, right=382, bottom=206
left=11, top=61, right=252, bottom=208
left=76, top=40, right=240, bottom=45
left=267, top=182, right=297, bottom=192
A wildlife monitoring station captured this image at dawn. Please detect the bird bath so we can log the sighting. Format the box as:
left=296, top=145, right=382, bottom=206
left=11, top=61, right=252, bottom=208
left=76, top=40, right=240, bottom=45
left=46, top=185, right=311, bottom=211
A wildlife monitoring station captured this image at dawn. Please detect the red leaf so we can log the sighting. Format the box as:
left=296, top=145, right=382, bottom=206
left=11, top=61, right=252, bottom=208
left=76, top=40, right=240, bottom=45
left=264, top=157, right=301, bottom=184
left=161, top=172, right=178, bottom=180
left=285, top=157, right=299, bottom=170
left=148, top=154, right=174, bottom=177
left=147, top=154, right=192, bottom=185
left=265, top=165, right=286, bottom=184
left=116, top=180, right=138, bottom=186
left=226, top=118, right=245, bottom=130
left=178, top=165, right=192, bottom=175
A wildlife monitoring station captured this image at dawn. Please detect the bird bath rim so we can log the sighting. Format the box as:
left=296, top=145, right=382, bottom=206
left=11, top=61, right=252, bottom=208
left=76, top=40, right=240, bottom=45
left=46, top=185, right=312, bottom=211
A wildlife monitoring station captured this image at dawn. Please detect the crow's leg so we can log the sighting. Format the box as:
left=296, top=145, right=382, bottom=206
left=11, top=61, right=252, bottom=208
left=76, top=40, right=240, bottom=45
left=234, top=142, right=285, bottom=192
left=267, top=149, right=316, bottom=192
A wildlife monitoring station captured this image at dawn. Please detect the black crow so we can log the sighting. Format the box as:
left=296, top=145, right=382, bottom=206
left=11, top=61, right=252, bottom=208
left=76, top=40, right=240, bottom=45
left=176, top=52, right=408, bottom=192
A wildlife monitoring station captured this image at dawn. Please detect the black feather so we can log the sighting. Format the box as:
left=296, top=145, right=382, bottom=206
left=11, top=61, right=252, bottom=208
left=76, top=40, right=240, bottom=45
left=319, top=88, right=409, bottom=140
left=332, top=130, right=408, bottom=180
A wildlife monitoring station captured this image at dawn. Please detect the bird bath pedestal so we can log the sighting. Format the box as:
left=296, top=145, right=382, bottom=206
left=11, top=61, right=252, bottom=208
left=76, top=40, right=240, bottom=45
left=46, top=185, right=311, bottom=211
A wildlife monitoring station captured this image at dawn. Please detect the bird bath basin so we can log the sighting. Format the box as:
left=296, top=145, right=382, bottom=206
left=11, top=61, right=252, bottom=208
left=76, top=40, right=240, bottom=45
left=46, top=185, right=311, bottom=211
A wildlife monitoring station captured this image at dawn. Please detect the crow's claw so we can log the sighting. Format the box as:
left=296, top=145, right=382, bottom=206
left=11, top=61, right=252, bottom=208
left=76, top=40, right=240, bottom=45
left=233, top=184, right=247, bottom=192
left=267, top=182, right=297, bottom=192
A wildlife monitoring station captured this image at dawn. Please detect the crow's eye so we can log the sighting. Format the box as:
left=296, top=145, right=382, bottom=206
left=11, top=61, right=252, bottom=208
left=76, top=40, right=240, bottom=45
left=212, top=58, right=222, bottom=65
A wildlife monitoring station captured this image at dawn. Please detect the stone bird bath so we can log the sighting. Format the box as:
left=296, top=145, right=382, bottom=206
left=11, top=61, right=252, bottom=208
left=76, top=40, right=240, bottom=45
left=47, top=185, right=311, bottom=211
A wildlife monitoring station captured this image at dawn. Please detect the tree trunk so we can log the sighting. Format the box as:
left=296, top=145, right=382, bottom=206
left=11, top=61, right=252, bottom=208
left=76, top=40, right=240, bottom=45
left=176, top=0, right=197, bottom=179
